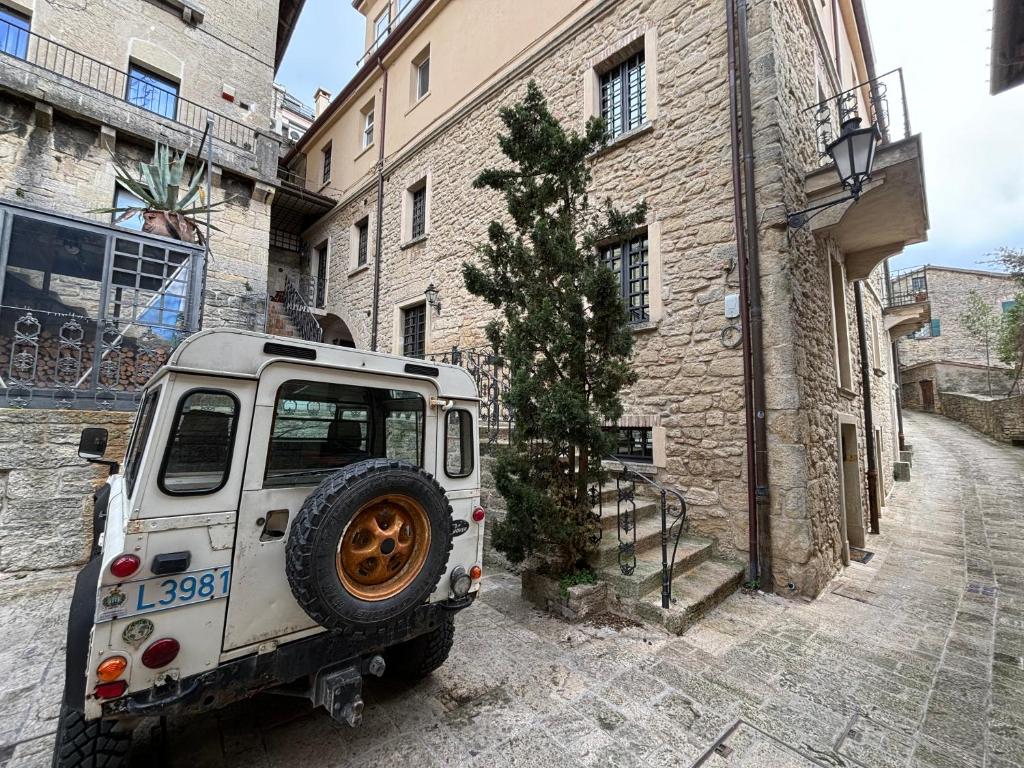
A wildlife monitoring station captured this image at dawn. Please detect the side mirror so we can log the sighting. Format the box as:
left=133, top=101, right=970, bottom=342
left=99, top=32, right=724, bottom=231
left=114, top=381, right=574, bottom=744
left=79, top=427, right=109, bottom=460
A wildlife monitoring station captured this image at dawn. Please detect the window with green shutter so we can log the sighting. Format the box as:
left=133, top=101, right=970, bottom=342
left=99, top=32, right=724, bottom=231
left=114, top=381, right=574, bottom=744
left=929, top=318, right=941, bottom=337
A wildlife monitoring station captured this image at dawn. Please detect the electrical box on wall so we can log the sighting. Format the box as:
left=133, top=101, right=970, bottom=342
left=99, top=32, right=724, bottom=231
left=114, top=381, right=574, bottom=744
left=724, top=293, right=741, bottom=319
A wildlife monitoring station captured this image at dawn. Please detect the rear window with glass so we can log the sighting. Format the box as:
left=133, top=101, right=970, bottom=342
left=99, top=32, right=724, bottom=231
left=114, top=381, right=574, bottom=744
left=159, top=391, right=239, bottom=495
left=124, top=386, right=161, bottom=497
left=265, top=380, right=425, bottom=487
left=444, top=409, right=474, bottom=478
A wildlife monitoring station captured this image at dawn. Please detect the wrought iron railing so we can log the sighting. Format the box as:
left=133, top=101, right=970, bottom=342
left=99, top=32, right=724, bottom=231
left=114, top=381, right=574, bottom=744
left=886, top=266, right=929, bottom=309
left=283, top=276, right=323, bottom=343
left=591, top=458, right=688, bottom=609
left=0, top=19, right=255, bottom=150
left=428, top=346, right=512, bottom=446
left=808, top=67, right=911, bottom=164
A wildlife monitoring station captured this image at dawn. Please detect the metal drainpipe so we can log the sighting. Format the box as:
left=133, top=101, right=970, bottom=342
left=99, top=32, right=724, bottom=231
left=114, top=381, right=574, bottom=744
left=854, top=282, right=881, bottom=534
left=370, top=60, right=389, bottom=352
left=726, top=0, right=758, bottom=585
left=728, top=0, right=772, bottom=591
left=883, top=259, right=907, bottom=451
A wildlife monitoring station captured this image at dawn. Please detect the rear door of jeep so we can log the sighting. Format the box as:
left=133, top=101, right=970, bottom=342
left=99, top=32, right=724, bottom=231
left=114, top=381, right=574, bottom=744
left=222, top=361, right=439, bottom=652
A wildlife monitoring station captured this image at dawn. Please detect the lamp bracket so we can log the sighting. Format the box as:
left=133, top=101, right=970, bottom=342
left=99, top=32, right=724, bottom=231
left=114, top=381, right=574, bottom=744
left=786, top=188, right=861, bottom=230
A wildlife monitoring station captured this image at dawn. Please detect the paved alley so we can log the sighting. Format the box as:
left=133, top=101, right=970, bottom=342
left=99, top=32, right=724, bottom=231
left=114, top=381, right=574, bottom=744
left=1, top=410, right=1022, bottom=768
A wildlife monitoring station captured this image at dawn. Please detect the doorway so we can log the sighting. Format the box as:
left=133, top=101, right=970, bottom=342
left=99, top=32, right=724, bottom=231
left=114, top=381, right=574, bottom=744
left=920, top=380, right=935, bottom=412
left=840, top=423, right=865, bottom=556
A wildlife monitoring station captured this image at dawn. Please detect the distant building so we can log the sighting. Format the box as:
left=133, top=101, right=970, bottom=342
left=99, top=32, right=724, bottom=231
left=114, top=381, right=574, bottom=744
left=991, top=0, right=1024, bottom=95
left=273, top=84, right=316, bottom=145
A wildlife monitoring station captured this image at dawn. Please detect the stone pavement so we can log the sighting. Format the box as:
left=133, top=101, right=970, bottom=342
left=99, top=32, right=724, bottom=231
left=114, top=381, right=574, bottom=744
left=1, top=410, right=1022, bottom=768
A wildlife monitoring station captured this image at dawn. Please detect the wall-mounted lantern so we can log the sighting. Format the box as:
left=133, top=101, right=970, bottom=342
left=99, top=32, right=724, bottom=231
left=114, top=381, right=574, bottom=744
left=424, top=283, right=441, bottom=314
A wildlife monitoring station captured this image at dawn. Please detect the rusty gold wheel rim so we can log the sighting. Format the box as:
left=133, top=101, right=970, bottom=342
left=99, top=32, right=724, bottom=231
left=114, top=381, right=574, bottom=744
left=336, top=494, right=431, bottom=601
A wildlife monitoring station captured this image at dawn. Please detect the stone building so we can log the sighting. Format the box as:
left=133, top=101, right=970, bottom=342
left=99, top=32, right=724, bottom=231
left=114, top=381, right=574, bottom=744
left=0, top=0, right=308, bottom=569
left=275, top=0, right=929, bottom=606
left=894, top=265, right=1018, bottom=412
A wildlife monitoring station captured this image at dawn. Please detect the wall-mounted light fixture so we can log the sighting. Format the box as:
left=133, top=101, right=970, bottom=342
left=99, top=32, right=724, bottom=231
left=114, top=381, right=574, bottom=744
left=424, top=282, right=441, bottom=314
left=788, top=117, right=880, bottom=229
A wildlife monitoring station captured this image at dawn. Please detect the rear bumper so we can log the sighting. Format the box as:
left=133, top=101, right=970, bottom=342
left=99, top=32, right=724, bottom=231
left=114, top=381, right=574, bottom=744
left=99, top=593, right=475, bottom=719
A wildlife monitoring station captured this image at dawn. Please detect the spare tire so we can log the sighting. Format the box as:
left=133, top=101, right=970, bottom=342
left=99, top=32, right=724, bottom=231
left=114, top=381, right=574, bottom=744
left=286, top=459, right=453, bottom=632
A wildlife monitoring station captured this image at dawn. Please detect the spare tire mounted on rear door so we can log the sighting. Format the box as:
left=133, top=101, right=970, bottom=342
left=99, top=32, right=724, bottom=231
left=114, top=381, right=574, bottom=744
left=286, top=459, right=454, bottom=632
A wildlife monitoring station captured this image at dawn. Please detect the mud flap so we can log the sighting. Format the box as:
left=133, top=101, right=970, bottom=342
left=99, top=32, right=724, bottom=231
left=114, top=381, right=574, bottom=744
left=63, top=556, right=102, bottom=714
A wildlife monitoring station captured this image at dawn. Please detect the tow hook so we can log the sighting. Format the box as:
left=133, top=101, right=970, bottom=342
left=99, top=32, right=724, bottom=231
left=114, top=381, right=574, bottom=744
left=312, top=655, right=385, bottom=727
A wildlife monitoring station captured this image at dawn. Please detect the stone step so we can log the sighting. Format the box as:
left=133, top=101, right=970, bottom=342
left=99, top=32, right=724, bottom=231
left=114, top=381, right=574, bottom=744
left=596, top=536, right=715, bottom=598
left=596, top=498, right=660, bottom=532
left=633, top=558, right=746, bottom=635
left=588, top=515, right=671, bottom=567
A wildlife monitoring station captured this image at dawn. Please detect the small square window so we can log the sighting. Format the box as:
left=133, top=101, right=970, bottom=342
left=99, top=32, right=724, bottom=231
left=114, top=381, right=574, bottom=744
left=321, top=143, right=332, bottom=185
left=126, top=65, right=179, bottom=120
left=0, top=7, right=30, bottom=59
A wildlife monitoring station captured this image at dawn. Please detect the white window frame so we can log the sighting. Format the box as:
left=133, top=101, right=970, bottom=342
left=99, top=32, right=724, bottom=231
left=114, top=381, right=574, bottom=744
left=400, top=172, right=431, bottom=244
left=362, top=107, right=375, bottom=150
left=373, top=7, right=391, bottom=49
left=412, top=45, right=430, bottom=104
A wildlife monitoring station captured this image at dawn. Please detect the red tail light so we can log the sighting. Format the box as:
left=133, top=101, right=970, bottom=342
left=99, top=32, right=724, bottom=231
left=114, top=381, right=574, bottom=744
left=110, top=555, right=140, bottom=579
left=141, top=638, right=180, bottom=669
left=94, top=681, right=127, bottom=700
left=470, top=565, right=482, bottom=580
left=472, top=506, right=485, bottom=522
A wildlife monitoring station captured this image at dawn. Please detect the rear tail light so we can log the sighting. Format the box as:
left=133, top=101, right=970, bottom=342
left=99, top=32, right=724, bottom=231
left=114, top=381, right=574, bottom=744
left=141, top=638, right=180, bottom=669
left=472, top=506, right=485, bottom=522
left=470, top=565, right=482, bottom=581
left=94, top=681, right=128, bottom=700
left=450, top=567, right=472, bottom=597
left=110, top=555, right=140, bottom=579
left=96, top=656, right=127, bottom=682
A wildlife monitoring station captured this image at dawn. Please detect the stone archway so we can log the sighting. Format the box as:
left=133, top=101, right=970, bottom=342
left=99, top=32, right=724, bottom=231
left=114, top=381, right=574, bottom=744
left=320, top=313, right=356, bottom=348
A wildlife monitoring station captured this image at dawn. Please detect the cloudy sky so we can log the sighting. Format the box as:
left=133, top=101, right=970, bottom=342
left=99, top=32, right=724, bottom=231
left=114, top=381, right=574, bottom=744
left=278, top=1, right=1024, bottom=273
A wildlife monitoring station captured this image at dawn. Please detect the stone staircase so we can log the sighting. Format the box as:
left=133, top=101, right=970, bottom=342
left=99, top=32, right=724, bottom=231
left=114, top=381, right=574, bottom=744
left=266, top=300, right=302, bottom=338
left=586, top=483, right=745, bottom=635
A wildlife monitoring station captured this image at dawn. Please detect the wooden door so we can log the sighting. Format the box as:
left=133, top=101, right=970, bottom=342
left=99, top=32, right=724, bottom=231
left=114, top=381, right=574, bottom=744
left=920, top=380, right=935, bottom=412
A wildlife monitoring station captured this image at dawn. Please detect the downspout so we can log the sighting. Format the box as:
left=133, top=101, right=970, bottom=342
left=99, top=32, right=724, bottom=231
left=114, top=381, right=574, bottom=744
left=854, top=282, right=881, bottom=534
left=883, top=259, right=906, bottom=451
left=369, top=60, right=389, bottom=352
left=728, top=0, right=772, bottom=591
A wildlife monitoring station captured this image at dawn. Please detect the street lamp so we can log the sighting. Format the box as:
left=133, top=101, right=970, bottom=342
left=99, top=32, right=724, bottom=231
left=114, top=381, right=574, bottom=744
left=788, top=116, right=881, bottom=229
left=424, top=283, right=441, bottom=314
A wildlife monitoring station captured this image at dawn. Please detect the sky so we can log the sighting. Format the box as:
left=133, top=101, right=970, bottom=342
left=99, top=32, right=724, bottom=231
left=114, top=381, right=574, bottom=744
left=277, top=0, right=1024, bottom=274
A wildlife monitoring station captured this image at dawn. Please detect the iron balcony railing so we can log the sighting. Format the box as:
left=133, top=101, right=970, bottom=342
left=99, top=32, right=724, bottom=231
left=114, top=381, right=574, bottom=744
left=808, top=67, right=911, bottom=164
left=0, top=18, right=255, bottom=150
left=357, top=0, right=425, bottom=68
left=886, top=266, right=929, bottom=309
left=283, top=275, right=323, bottom=343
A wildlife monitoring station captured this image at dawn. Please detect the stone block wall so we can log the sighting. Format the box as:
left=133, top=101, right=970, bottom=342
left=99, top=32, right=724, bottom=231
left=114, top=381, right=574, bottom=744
left=939, top=392, right=1024, bottom=444
left=0, top=409, right=134, bottom=572
left=901, top=361, right=1018, bottom=414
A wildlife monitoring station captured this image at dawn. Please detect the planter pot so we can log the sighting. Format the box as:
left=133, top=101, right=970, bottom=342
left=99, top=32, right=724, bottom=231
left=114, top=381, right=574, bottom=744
left=142, top=210, right=198, bottom=243
left=521, top=568, right=609, bottom=622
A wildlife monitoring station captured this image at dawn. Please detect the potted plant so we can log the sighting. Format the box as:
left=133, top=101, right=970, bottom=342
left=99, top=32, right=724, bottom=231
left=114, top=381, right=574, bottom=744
left=91, top=143, right=228, bottom=244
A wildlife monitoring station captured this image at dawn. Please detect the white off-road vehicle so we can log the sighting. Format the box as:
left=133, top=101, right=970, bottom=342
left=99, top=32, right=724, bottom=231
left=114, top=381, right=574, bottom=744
left=54, top=330, right=484, bottom=766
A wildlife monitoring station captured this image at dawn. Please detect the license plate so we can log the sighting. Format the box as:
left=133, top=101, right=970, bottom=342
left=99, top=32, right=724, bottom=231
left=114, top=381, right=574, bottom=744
left=96, top=567, right=231, bottom=623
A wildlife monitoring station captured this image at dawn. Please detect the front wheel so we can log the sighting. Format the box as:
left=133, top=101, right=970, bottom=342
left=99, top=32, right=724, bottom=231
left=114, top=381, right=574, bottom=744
left=51, top=705, right=132, bottom=768
left=384, top=614, right=455, bottom=680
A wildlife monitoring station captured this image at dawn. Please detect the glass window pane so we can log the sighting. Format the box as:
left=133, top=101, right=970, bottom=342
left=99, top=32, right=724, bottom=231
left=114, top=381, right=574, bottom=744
left=0, top=8, right=30, bottom=59
left=445, top=409, right=474, bottom=478
left=160, top=391, right=238, bottom=494
left=126, top=66, right=178, bottom=120
left=403, top=303, right=426, bottom=358
left=112, top=187, right=145, bottom=231
left=124, top=387, right=161, bottom=497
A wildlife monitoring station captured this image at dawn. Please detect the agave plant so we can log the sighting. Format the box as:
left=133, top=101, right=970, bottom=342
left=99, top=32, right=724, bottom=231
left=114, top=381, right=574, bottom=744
left=91, top=143, right=229, bottom=244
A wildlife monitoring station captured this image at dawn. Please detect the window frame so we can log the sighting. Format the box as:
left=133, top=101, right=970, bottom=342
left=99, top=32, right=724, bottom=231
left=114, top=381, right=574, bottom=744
left=362, top=108, right=375, bottom=149
left=604, top=426, right=654, bottom=464
left=356, top=217, right=370, bottom=267
left=444, top=408, right=475, bottom=478
left=402, top=301, right=427, bottom=358
left=321, top=142, right=333, bottom=185
left=157, top=387, right=240, bottom=497
left=126, top=63, right=179, bottom=120
left=601, top=230, right=650, bottom=324
left=415, top=55, right=430, bottom=101
left=313, top=240, right=328, bottom=308
left=124, top=385, right=163, bottom=498
left=410, top=185, right=427, bottom=240
left=0, top=6, right=30, bottom=59
left=599, top=49, right=647, bottom=140
left=373, top=7, right=391, bottom=48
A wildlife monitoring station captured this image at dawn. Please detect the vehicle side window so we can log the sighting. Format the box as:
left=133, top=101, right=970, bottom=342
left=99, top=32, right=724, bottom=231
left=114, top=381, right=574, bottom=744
left=265, top=380, right=425, bottom=487
left=124, top=386, right=161, bottom=497
left=444, top=409, right=474, bottom=478
left=159, top=390, right=239, bottom=495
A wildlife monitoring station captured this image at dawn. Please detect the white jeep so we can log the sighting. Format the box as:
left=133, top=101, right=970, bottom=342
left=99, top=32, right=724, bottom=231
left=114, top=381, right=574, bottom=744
left=53, top=330, right=484, bottom=766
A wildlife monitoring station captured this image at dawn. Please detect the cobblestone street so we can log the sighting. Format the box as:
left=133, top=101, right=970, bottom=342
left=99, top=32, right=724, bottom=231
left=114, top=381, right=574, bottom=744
left=1, top=410, right=1022, bottom=768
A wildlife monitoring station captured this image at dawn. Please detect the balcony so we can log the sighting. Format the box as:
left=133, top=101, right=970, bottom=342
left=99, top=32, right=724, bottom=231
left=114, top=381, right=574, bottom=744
left=884, top=266, right=931, bottom=337
left=0, top=19, right=278, bottom=180
left=800, top=68, right=929, bottom=280
left=0, top=202, right=207, bottom=410
left=357, top=0, right=425, bottom=69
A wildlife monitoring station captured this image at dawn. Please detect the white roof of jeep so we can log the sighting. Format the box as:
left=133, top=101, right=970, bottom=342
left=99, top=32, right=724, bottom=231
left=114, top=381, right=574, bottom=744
left=157, top=329, right=479, bottom=399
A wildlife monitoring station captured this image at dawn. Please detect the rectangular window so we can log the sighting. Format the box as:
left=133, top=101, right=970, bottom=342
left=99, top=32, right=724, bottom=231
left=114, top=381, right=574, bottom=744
left=373, top=8, right=390, bottom=47
left=397, top=0, right=415, bottom=21
left=601, top=231, right=649, bottom=323
left=0, top=6, right=30, bottom=59
left=402, top=303, right=426, bottom=358
left=356, top=218, right=369, bottom=267
left=600, top=50, right=646, bottom=139
left=411, top=186, right=427, bottom=239
left=159, top=390, right=239, bottom=495
left=930, top=318, right=941, bottom=337
left=112, top=186, right=146, bottom=231
left=445, top=409, right=474, bottom=478
left=321, top=142, right=332, bottom=184
left=264, top=380, right=424, bottom=486
left=604, top=426, right=653, bottom=463
left=126, top=65, right=179, bottom=120
left=830, top=260, right=853, bottom=389
left=314, top=242, right=328, bottom=308
left=124, top=387, right=162, bottom=497
left=911, top=275, right=926, bottom=293
left=362, top=109, right=374, bottom=149
left=416, top=55, right=430, bottom=101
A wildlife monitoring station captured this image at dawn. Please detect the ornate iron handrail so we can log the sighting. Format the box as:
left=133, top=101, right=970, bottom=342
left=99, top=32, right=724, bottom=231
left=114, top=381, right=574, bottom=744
left=283, top=276, right=323, bottom=343
left=0, top=19, right=256, bottom=150
left=428, top=345, right=511, bottom=445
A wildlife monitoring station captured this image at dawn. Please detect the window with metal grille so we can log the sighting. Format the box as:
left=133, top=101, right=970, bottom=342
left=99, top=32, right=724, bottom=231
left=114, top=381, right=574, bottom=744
left=126, top=65, right=179, bottom=120
left=402, top=303, right=426, bottom=358
left=0, top=7, right=30, bottom=59
left=321, top=143, right=332, bottom=184
left=314, top=242, right=328, bottom=308
left=411, top=186, right=427, bottom=239
left=601, top=231, right=649, bottom=323
left=604, top=426, right=653, bottom=463
left=109, top=237, right=193, bottom=336
left=599, top=50, right=646, bottom=140
left=356, top=218, right=369, bottom=267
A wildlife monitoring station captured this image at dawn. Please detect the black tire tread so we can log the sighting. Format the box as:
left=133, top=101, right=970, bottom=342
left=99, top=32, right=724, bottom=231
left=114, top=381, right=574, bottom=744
left=52, top=705, right=131, bottom=768
left=286, top=459, right=454, bottom=632
left=385, top=613, right=455, bottom=679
